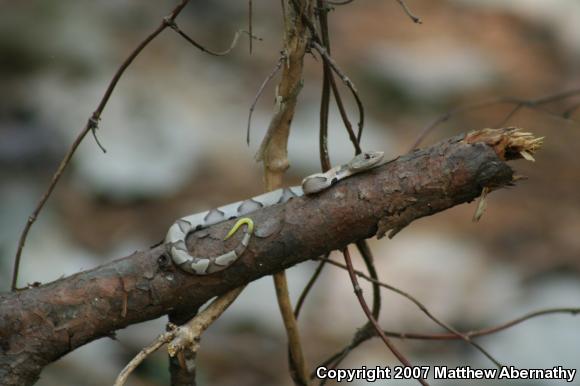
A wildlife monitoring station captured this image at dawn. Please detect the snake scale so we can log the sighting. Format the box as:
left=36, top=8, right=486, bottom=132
left=165, top=151, right=384, bottom=275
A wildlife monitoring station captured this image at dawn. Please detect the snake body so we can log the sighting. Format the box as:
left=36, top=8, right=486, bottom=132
left=166, top=151, right=384, bottom=275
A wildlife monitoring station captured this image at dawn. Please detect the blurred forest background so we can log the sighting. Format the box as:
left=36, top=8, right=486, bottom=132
left=1, top=1, right=579, bottom=385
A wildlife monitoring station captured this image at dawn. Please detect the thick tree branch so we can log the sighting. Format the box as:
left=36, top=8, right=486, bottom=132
left=0, top=128, right=540, bottom=386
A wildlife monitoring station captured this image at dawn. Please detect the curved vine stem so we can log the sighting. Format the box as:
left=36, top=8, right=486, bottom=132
left=10, top=0, right=191, bottom=291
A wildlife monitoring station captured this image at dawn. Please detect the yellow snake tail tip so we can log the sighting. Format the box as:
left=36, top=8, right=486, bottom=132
left=224, top=218, right=254, bottom=240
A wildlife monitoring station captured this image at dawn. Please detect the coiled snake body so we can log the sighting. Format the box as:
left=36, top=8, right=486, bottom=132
left=166, top=151, right=384, bottom=275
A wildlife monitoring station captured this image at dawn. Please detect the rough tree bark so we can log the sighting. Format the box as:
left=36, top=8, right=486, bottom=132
left=0, top=128, right=540, bottom=386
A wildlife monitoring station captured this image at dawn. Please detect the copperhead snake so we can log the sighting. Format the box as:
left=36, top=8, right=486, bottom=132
left=165, top=151, right=384, bottom=274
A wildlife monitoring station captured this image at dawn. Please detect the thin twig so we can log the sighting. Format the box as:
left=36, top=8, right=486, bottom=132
left=115, top=287, right=243, bottom=386
left=289, top=0, right=365, bottom=145
left=114, top=330, right=176, bottom=386
left=316, top=306, right=580, bottom=375
left=314, top=326, right=373, bottom=380
left=247, top=56, right=285, bottom=145
left=318, top=0, right=332, bottom=172
left=355, top=241, right=381, bottom=319
left=495, top=104, right=523, bottom=128
left=10, top=0, right=191, bottom=292
left=88, top=117, right=107, bottom=153
left=311, top=41, right=365, bottom=143
left=249, top=0, right=253, bottom=54
left=315, top=242, right=382, bottom=385
left=316, top=243, right=384, bottom=383
left=396, top=0, right=422, bottom=24
left=320, top=256, right=503, bottom=368
left=563, top=101, right=580, bottom=118
left=318, top=9, right=362, bottom=156
left=167, top=287, right=244, bottom=357
left=414, top=307, right=580, bottom=340
left=326, top=0, right=354, bottom=5
left=319, top=305, right=580, bottom=378
left=295, top=257, right=327, bottom=318
left=168, top=24, right=260, bottom=56
left=342, top=247, right=429, bottom=386
left=377, top=307, right=580, bottom=340
left=410, top=88, right=580, bottom=150
left=328, top=73, right=362, bottom=154
left=411, top=100, right=508, bottom=151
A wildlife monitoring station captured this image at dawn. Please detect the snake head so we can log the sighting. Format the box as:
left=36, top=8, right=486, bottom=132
left=301, top=174, right=330, bottom=194
left=348, top=151, right=384, bottom=171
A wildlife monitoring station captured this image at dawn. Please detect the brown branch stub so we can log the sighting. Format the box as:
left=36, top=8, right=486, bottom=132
left=167, top=287, right=243, bottom=360
left=0, top=128, right=540, bottom=386
left=464, top=127, right=543, bottom=162
left=376, top=127, right=542, bottom=239
left=116, top=287, right=242, bottom=386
